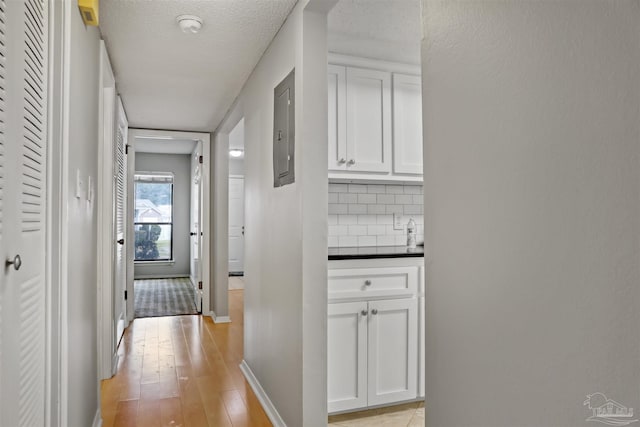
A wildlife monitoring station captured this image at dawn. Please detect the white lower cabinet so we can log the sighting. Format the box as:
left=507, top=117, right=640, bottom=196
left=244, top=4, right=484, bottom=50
left=328, top=297, right=418, bottom=413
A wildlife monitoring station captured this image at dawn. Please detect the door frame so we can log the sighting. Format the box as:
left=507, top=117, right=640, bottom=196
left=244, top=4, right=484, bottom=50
left=47, top=0, right=70, bottom=425
left=125, top=129, right=212, bottom=321
left=228, top=175, right=245, bottom=275
left=97, top=41, right=118, bottom=380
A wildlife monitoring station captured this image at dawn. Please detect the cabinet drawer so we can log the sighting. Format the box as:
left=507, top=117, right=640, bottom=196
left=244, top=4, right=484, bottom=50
left=328, top=266, right=418, bottom=299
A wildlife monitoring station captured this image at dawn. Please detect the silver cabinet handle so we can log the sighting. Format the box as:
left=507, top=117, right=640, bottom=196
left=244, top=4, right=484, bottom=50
left=371, top=309, right=378, bottom=315
left=361, top=310, right=368, bottom=316
left=364, top=280, right=372, bottom=286
left=347, top=159, right=355, bottom=166
left=338, top=158, right=346, bottom=165
left=6, top=254, right=22, bottom=271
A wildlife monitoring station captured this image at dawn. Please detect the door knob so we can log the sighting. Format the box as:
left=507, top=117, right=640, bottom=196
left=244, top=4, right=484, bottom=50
left=364, top=280, right=372, bottom=286
left=190, top=232, right=196, bottom=236
left=361, top=310, right=368, bottom=316
left=338, top=158, right=346, bottom=165
left=347, top=159, right=355, bottom=166
left=6, top=254, right=21, bottom=271
left=371, top=309, right=378, bottom=315
left=117, top=239, right=125, bottom=245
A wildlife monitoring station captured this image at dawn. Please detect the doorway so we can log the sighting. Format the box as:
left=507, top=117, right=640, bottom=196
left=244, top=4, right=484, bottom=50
left=228, top=118, right=245, bottom=284
left=126, top=129, right=211, bottom=320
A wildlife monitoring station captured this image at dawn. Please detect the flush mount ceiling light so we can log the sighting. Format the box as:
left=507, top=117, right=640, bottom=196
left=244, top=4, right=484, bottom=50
left=176, top=15, right=203, bottom=34
left=229, top=149, right=244, bottom=158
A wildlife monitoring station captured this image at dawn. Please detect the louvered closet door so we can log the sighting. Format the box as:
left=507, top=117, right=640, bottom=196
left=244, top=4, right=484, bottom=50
left=113, top=98, right=127, bottom=347
left=0, top=0, right=48, bottom=426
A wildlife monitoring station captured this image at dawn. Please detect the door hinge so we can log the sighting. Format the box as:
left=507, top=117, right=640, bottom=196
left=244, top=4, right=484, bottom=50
left=198, top=281, right=203, bottom=290
left=198, top=155, right=203, bottom=164
left=124, top=290, right=128, bottom=300
left=125, top=144, right=130, bottom=155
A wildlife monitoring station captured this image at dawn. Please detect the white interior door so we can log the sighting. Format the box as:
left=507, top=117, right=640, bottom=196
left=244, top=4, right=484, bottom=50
left=190, top=141, right=203, bottom=312
left=228, top=177, right=244, bottom=274
left=114, top=98, right=127, bottom=346
left=0, top=0, right=48, bottom=425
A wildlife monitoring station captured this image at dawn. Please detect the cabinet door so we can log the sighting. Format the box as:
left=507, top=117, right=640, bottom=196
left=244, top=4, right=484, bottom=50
left=346, top=67, right=391, bottom=173
left=328, top=301, right=368, bottom=413
left=392, top=74, right=423, bottom=175
left=328, top=65, right=347, bottom=171
left=367, top=298, right=418, bottom=406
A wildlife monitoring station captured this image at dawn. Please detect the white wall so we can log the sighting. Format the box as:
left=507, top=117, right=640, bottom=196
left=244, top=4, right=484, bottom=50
left=422, top=2, right=640, bottom=426
left=65, top=9, right=102, bottom=427
left=213, top=1, right=328, bottom=424
left=134, top=153, right=191, bottom=278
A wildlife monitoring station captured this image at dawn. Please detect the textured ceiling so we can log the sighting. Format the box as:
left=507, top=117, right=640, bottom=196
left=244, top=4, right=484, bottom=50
left=99, top=0, right=298, bottom=133
left=328, top=0, right=422, bottom=65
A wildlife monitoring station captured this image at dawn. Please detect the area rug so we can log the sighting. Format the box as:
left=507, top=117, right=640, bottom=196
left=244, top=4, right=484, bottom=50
left=134, top=277, right=198, bottom=318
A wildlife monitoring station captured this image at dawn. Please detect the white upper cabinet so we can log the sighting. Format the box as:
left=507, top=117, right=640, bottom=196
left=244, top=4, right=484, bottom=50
left=392, top=74, right=423, bottom=175
left=345, top=67, right=392, bottom=174
left=328, top=56, right=423, bottom=182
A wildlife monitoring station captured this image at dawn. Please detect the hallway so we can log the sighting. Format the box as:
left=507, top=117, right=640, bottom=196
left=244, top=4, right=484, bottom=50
left=101, top=290, right=271, bottom=426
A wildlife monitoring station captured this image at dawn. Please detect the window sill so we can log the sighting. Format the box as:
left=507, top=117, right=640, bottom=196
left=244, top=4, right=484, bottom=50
left=134, top=260, right=175, bottom=266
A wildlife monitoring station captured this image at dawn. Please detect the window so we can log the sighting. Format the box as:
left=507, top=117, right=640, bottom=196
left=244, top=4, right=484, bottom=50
left=134, top=173, right=174, bottom=261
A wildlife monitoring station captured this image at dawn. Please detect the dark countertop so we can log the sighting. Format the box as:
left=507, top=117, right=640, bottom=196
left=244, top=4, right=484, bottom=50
left=328, top=245, right=424, bottom=260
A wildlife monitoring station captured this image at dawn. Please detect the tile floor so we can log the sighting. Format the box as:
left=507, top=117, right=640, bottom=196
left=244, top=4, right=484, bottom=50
left=328, top=401, right=425, bottom=427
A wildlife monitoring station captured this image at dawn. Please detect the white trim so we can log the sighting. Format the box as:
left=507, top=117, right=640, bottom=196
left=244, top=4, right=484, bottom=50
left=133, top=274, right=190, bottom=280
left=92, top=409, right=102, bottom=427
left=134, top=260, right=176, bottom=266
left=46, top=0, right=69, bottom=425
left=328, top=52, right=421, bottom=75
left=97, top=40, right=117, bottom=381
left=210, top=312, right=231, bottom=323
left=229, top=173, right=245, bottom=179
left=127, top=129, right=212, bottom=318
left=239, top=360, right=286, bottom=427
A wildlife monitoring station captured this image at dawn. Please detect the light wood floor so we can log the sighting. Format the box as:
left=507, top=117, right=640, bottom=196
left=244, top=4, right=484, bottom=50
left=101, top=289, right=272, bottom=427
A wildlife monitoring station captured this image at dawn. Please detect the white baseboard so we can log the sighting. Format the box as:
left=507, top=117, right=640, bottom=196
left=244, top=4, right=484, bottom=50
left=239, top=360, right=286, bottom=427
left=210, top=311, right=231, bottom=323
left=133, top=274, right=189, bottom=280
left=92, top=408, right=102, bottom=427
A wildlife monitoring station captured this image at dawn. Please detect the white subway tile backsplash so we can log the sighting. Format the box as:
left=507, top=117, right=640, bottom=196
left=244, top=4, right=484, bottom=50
left=339, top=236, right=358, bottom=247
left=377, top=214, right=393, bottom=225
left=367, top=225, right=386, bottom=235
left=338, top=214, right=358, bottom=225
left=357, top=214, right=377, bottom=224
left=376, top=194, right=395, bottom=204
left=404, top=204, right=422, bottom=215
left=348, top=184, right=367, bottom=193
left=376, top=235, right=396, bottom=246
left=367, top=204, right=386, bottom=214
left=349, top=204, right=367, bottom=214
left=358, top=236, right=376, bottom=247
left=329, top=183, right=424, bottom=247
left=358, top=193, right=377, bottom=204
left=367, top=184, right=385, bottom=194
left=329, top=203, right=348, bottom=215
left=329, top=183, right=348, bottom=193
left=339, top=193, right=357, bottom=204
left=404, top=185, right=422, bottom=194
left=386, top=185, right=404, bottom=194
left=386, top=205, right=404, bottom=214
left=348, top=225, right=367, bottom=236
left=395, top=194, right=413, bottom=204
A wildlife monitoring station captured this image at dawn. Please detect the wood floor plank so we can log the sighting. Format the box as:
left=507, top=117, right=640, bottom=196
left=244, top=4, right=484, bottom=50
left=102, top=288, right=272, bottom=427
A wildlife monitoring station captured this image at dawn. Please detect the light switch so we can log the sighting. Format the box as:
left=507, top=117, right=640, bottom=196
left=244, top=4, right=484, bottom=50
left=393, top=213, right=404, bottom=230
